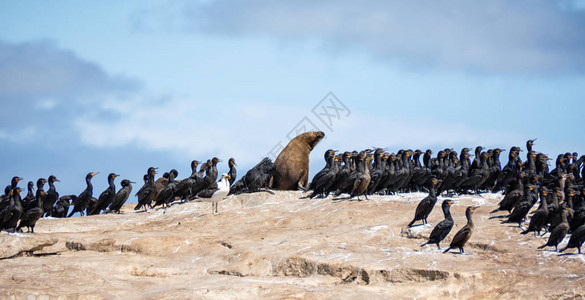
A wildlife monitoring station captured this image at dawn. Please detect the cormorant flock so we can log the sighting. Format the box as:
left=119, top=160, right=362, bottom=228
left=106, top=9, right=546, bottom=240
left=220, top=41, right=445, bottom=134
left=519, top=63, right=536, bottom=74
left=2, top=139, right=585, bottom=255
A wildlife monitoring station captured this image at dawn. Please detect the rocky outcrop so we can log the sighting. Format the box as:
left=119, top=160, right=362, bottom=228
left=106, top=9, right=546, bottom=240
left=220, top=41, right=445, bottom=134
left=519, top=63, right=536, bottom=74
left=0, top=191, right=583, bottom=299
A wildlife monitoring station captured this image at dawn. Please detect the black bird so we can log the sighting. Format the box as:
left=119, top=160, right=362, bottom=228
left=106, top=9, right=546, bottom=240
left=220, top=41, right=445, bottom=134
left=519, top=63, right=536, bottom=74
left=538, top=207, right=570, bottom=251
left=0, top=176, right=22, bottom=207
left=3, top=187, right=24, bottom=232
left=67, top=172, right=99, bottom=217
left=88, top=173, right=119, bottom=215
left=17, top=186, right=45, bottom=233
left=106, top=179, right=134, bottom=214
left=443, top=206, right=479, bottom=254
left=560, top=224, right=585, bottom=254
left=521, top=188, right=549, bottom=236
left=43, top=175, right=60, bottom=217
left=421, top=199, right=455, bottom=250
left=228, top=158, right=237, bottom=186
left=229, top=157, right=276, bottom=194
left=174, top=160, right=204, bottom=200
left=328, top=152, right=353, bottom=193
left=154, top=169, right=178, bottom=208
left=0, top=186, right=14, bottom=229
left=52, top=195, right=73, bottom=218
left=367, top=149, right=387, bottom=194
left=135, top=168, right=157, bottom=211
left=21, top=181, right=36, bottom=211
left=503, top=183, right=539, bottom=227
left=306, top=154, right=340, bottom=198
left=192, top=157, right=221, bottom=197
left=490, top=173, right=525, bottom=214
left=408, top=178, right=441, bottom=227
left=309, top=150, right=337, bottom=190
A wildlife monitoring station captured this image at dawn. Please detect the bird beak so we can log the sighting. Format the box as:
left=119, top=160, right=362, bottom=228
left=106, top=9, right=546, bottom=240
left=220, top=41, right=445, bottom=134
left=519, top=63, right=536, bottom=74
left=130, top=181, right=136, bottom=184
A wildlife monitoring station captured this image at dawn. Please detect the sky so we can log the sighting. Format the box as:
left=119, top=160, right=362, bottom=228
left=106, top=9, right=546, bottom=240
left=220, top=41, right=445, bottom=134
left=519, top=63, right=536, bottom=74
left=1, top=0, right=585, bottom=199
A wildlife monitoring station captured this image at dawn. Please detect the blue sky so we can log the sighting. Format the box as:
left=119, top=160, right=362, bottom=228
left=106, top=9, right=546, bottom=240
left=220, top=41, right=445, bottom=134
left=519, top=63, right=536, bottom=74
left=1, top=0, right=585, bottom=198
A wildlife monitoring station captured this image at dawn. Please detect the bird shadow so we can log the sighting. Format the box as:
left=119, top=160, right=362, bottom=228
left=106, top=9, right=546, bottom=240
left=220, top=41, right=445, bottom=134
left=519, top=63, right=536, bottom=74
left=444, top=251, right=470, bottom=255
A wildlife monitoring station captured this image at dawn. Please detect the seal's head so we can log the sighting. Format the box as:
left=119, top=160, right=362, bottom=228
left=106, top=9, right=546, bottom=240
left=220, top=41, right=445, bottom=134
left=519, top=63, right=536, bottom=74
left=304, top=131, right=324, bottom=150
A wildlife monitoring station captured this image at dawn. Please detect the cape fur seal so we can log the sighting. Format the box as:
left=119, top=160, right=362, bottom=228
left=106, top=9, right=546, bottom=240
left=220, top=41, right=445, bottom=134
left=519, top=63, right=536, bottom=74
left=273, top=131, right=325, bottom=190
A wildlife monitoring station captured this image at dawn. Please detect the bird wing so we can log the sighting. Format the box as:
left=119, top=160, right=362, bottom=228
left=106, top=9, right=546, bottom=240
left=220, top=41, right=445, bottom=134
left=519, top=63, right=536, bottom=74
left=428, top=219, right=453, bottom=241
left=450, top=225, right=471, bottom=247
left=197, top=187, right=219, bottom=198
left=414, top=197, right=431, bottom=217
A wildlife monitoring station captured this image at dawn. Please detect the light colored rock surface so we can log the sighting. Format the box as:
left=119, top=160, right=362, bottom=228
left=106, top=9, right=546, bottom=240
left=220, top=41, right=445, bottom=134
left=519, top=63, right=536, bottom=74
left=1, top=191, right=584, bottom=299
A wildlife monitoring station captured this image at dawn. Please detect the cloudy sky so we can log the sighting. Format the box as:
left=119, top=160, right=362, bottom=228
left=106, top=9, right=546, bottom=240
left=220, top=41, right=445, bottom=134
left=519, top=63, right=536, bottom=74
left=1, top=0, right=585, bottom=197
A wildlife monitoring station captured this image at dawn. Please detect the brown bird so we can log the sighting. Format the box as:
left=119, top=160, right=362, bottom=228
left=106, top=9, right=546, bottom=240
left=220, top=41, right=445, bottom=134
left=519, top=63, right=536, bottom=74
left=443, top=206, right=479, bottom=254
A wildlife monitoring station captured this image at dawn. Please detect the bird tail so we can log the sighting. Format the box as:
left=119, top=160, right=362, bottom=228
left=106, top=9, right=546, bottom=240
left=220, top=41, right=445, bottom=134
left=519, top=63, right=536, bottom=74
left=490, top=208, right=500, bottom=214
left=520, top=229, right=529, bottom=235
left=420, top=242, right=429, bottom=247
left=537, top=244, right=546, bottom=249
left=442, top=247, right=451, bottom=253
left=407, top=219, right=416, bottom=227
left=559, top=246, right=567, bottom=253
left=134, top=203, right=142, bottom=210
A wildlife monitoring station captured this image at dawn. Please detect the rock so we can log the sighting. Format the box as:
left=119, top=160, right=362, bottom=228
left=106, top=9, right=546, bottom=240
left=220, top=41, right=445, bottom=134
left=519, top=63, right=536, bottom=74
left=0, top=191, right=583, bottom=299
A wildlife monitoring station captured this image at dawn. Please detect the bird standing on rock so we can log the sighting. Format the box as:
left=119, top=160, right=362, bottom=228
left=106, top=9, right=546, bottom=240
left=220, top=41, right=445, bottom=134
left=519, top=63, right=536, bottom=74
left=443, top=206, right=479, bottom=254
left=44, top=175, right=60, bottom=217
left=538, top=207, right=570, bottom=251
left=197, top=173, right=231, bottom=215
left=106, top=179, right=134, bottom=214
left=408, top=178, right=441, bottom=227
left=88, top=173, right=119, bottom=215
left=135, top=168, right=157, bottom=211
left=68, top=172, right=98, bottom=217
left=421, top=199, right=455, bottom=250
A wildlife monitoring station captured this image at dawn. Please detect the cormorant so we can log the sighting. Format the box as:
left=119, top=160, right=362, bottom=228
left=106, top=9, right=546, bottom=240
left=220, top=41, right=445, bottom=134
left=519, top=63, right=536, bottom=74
left=229, top=157, right=276, bottom=194
left=3, top=187, right=23, bottom=232
left=538, top=207, right=570, bottom=251
left=17, top=185, right=44, bottom=233
left=228, top=158, right=237, bottom=186
left=0, top=186, right=14, bottom=229
left=367, top=149, right=386, bottom=193
left=197, top=173, right=231, bottom=215
left=306, top=153, right=339, bottom=198
left=408, top=178, right=441, bottom=227
left=490, top=173, right=525, bottom=214
left=88, top=173, right=119, bottom=215
left=106, top=179, right=134, bottom=214
left=67, top=172, right=98, bottom=217
left=309, top=149, right=336, bottom=190
left=43, top=175, right=60, bottom=217
left=443, top=206, right=479, bottom=254
left=154, top=169, right=178, bottom=208
left=560, top=224, right=585, bottom=254
left=52, top=195, right=73, bottom=218
left=21, top=181, right=36, bottom=212
left=174, top=160, right=203, bottom=200
left=521, top=188, right=549, bottom=236
left=421, top=199, right=455, bottom=249
left=349, top=151, right=373, bottom=200
left=135, top=168, right=157, bottom=211
left=191, top=158, right=221, bottom=196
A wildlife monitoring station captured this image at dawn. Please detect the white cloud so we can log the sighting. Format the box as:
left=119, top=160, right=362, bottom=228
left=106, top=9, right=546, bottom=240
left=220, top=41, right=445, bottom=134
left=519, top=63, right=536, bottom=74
left=136, top=0, right=585, bottom=74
